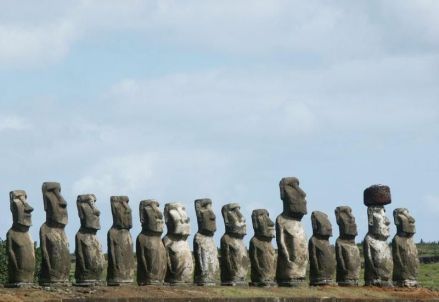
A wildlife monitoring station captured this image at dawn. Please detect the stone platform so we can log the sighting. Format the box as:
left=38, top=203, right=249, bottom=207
left=0, top=285, right=438, bottom=302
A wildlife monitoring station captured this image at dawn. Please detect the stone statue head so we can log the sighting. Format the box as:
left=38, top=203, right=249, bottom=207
left=42, top=182, right=68, bottom=226
left=251, top=209, right=275, bottom=240
left=194, top=198, right=216, bottom=236
left=367, top=206, right=390, bottom=240
left=279, top=177, right=307, bottom=220
left=164, top=202, right=190, bottom=237
left=10, top=190, right=33, bottom=229
left=77, top=194, right=100, bottom=231
left=393, top=208, right=416, bottom=237
left=222, top=203, right=246, bottom=238
left=139, top=199, right=164, bottom=234
left=311, top=211, right=332, bottom=238
left=335, top=206, right=358, bottom=238
left=110, top=196, right=132, bottom=229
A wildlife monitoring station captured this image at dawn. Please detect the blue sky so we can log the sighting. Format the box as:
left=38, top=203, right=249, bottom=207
left=1, top=0, right=438, bottom=252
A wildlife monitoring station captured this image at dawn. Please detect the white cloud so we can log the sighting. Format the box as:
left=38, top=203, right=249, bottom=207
left=1, top=1, right=439, bottom=68
left=0, top=115, right=32, bottom=132
left=0, top=21, right=77, bottom=68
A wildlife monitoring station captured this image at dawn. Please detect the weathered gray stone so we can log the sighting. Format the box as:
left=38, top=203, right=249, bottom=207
left=276, top=177, right=308, bottom=287
left=220, top=203, right=249, bottom=286
left=249, top=209, right=275, bottom=287
left=309, top=211, right=335, bottom=286
left=163, top=202, right=194, bottom=285
left=335, top=206, right=360, bottom=286
left=74, top=194, right=105, bottom=286
left=363, top=206, right=393, bottom=287
left=136, top=199, right=167, bottom=285
left=107, top=196, right=134, bottom=286
left=364, top=185, right=391, bottom=207
left=6, top=190, right=35, bottom=287
left=193, top=198, right=219, bottom=286
left=392, top=208, right=419, bottom=287
left=39, top=182, right=70, bottom=285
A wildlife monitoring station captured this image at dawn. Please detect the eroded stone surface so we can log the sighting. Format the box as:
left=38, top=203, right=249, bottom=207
left=136, top=200, right=167, bottom=285
left=335, top=206, right=360, bottom=286
left=392, top=208, right=419, bottom=287
left=220, top=203, right=249, bottom=286
left=107, top=196, right=134, bottom=286
left=7, top=190, right=35, bottom=287
left=363, top=206, right=393, bottom=287
left=249, top=209, right=275, bottom=287
left=309, top=211, right=335, bottom=286
left=75, top=194, right=104, bottom=286
left=163, top=202, right=193, bottom=285
left=193, top=199, right=219, bottom=286
left=276, top=177, right=308, bottom=287
left=39, top=182, right=70, bottom=285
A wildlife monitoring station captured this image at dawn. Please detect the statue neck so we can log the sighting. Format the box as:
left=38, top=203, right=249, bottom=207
left=12, top=223, right=30, bottom=232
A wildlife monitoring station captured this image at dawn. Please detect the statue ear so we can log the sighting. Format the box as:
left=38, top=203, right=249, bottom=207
left=139, top=203, right=145, bottom=224
left=334, top=208, right=340, bottom=224
left=221, top=206, right=229, bottom=225
left=77, top=200, right=85, bottom=220
left=393, top=209, right=400, bottom=226
left=311, top=213, right=318, bottom=232
left=367, top=207, right=374, bottom=226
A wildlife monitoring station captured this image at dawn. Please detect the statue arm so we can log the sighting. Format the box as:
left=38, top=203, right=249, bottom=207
left=336, top=243, right=346, bottom=273
left=364, top=239, right=376, bottom=273
left=75, top=235, right=86, bottom=272
left=6, top=232, right=18, bottom=271
left=276, top=221, right=292, bottom=263
left=107, top=232, right=117, bottom=269
left=193, top=237, right=204, bottom=273
left=309, top=239, right=319, bottom=272
left=221, top=238, right=233, bottom=273
left=40, top=229, right=52, bottom=272
left=392, top=239, right=402, bottom=269
left=136, top=238, right=148, bottom=274
left=249, top=241, right=261, bottom=275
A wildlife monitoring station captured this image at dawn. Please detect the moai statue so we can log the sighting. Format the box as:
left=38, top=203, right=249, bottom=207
left=220, top=203, right=249, bottom=286
left=107, top=196, right=134, bottom=286
left=136, top=199, right=167, bottom=285
left=39, top=182, right=70, bottom=285
left=309, top=211, right=336, bottom=286
left=392, top=208, right=419, bottom=287
left=6, top=190, right=35, bottom=287
left=363, top=185, right=393, bottom=287
left=335, top=206, right=360, bottom=286
left=163, top=202, right=194, bottom=285
left=249, top=209, right=276, bottom=287
left=74, top=194, right=105, bottom=286
left=193, top=198, right=219, bottom=286
left=276, top=177, right=308, bottom=287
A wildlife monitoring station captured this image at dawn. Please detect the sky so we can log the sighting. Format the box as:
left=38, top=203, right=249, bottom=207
left=1, top=0, right=438, bottom=252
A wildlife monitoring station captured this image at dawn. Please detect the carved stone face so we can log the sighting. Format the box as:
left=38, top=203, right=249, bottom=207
left=251, top=209, right=275, bottom=239
left=10, top=190, right=33, bottom=228
left=222, top=203, right=246, bottom=238
left=367, top=206, right=390, bottom=239
left=164, top=202, right=190, bottom=236
left=42, top=182, right=68, bottom=226
left=279, top=177, right=307, bottom=220
left=335, top=206, right=358, bottom=237
left=111, top=196, right=132, bottom=229
left=311, top=211, right=332, bottom=238
left=394, top=208, right=416, bottom=237
left=140, top=199, right=164, bottom=234
left=195, top=198, right=216, bottom=236
left=77, top=194, right=100, bottom=231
